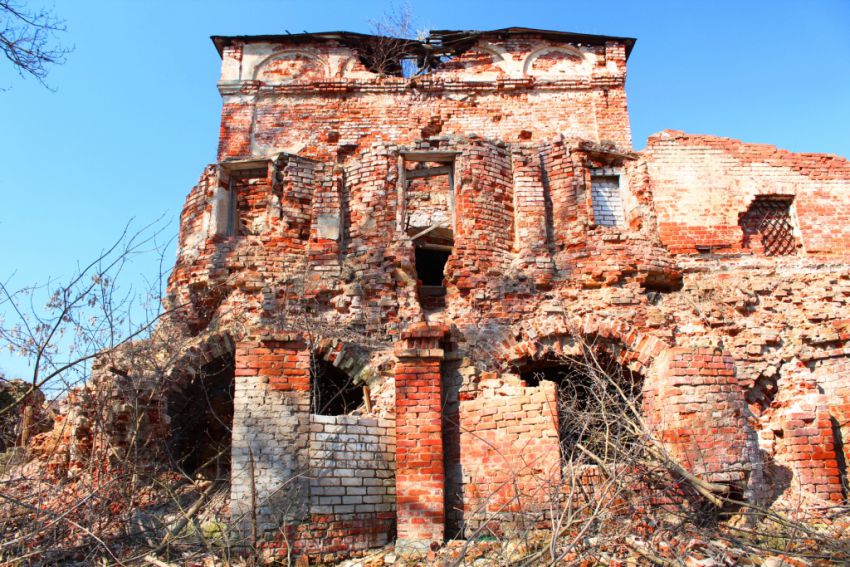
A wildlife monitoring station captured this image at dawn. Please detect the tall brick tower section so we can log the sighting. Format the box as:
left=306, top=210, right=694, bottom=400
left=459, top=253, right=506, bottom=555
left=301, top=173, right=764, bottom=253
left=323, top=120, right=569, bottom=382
left=154, top=27, right=850, bottom=562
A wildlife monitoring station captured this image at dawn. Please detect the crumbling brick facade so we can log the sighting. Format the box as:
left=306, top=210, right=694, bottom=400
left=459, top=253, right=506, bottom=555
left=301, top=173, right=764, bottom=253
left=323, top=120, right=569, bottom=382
left=46, top=27, right=850, bottom=563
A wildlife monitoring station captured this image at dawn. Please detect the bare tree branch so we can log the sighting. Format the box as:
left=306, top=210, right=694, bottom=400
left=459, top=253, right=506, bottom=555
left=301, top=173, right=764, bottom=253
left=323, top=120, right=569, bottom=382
left=0, top=0, right=70, bottom=89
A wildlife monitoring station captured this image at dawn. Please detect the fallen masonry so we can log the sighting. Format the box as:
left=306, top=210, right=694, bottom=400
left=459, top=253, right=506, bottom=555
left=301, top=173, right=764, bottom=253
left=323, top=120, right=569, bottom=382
left=31, top=27, right=850, bottom=563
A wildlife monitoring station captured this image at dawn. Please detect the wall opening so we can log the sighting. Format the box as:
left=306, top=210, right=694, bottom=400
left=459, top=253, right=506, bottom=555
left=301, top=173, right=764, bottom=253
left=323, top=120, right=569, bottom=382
left=590, top=171, right=624, bottom=227
left=519, top=354, right=641, bottom=464
left=167, top=354, right=235, bottom=479
left=401, top=151, right=457, bottom=311
left=739, top=196, right=796, bottom=256
left=441, top=357, right=464, bottom=540
left=415, top=248, right=450, bottom=285
left=310, top=355, right=364, bottom=416
left=415, top=247, right=450, bottom=309
left=642, top=273, right=684, bottom=294
left=229, top=166, right=269, bottom=236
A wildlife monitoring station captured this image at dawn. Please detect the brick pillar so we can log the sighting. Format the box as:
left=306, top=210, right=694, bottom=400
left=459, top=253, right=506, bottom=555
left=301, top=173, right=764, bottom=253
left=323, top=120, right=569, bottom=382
left=765, top=363, right=845, bottom=505
left=231, top=334, right=311, bottom=539
left=644, top=347, right=753, bottom=486
left=394, top=323, right=447, bottom=555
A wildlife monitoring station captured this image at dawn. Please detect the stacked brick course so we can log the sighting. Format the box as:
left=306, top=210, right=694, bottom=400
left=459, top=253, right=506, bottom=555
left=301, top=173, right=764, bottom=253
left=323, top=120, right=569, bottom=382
left=458, top=376, right=561, bottom=528
left=308, top=414, right=395, bottom=517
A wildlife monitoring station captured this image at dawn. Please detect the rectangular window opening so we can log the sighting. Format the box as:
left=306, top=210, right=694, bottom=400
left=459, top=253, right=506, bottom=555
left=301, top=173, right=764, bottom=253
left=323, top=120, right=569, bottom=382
left=415, top=247, right=450, bottom=310
left=400, top=153, right=456, bottom=312
left=227, top=166, right=269, bottom=237
left=740, top=196, right=796, bottom=256
left=590, top=171, right=624, bottom=227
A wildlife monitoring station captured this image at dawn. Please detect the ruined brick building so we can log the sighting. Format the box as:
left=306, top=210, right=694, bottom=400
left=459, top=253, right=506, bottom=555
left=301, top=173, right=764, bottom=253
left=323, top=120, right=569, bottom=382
left=56, top=27, right=850, bottom=560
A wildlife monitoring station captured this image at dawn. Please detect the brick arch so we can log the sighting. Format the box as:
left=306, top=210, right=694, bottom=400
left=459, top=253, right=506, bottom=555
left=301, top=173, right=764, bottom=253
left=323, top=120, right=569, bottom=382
left=522, top=45, right=586, bottom=78
left=252, top=49, right=329, bottom=84
left=310, top=337, right=377, bottom=386
left=496, top=315, right=669, bottom=377
left=164, top=332, right=235, bottom=385
left=338, top=56, right=378, bottom=79
left=162, top=332, right=236, bottom=476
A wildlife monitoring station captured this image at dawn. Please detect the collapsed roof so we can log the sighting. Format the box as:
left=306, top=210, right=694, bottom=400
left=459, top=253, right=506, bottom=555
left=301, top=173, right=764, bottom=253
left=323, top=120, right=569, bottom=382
left=211, top=26, right=637, bottom=61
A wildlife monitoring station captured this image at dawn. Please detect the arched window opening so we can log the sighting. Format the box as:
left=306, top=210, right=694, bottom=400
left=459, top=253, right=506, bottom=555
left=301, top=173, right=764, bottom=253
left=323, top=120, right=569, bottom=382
left=519, top=354, right=642, bottom=463
left=167, top=354, right=235, bottom=479
left=310, top=355, right=364, bottom=416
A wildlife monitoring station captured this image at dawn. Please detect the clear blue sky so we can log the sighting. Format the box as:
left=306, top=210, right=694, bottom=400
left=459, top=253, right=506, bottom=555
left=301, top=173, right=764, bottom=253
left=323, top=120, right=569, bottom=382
left=1, top=0, right=849, bottom=379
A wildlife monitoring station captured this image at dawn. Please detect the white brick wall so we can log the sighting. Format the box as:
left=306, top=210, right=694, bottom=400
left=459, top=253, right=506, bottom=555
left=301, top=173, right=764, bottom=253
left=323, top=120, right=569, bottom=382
left=308, top=414, right=396, bottom=517
left=231, top=380, right=311, bottom=536
left=591, top=174, right=624, bottom=227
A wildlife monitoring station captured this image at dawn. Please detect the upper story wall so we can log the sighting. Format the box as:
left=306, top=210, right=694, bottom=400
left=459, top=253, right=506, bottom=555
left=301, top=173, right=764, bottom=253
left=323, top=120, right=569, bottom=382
left=644, top=131, right=850, bottom=257
left=167, top=134, right=681, bottom=337
left=213, top=30, right=633, bottom=161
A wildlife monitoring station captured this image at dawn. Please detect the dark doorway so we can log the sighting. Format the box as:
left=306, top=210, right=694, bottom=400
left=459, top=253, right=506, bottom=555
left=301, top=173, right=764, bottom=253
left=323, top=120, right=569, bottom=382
left=167, top=354, right=235, bottom=479
left=442, top=359, right=465, bottom=539
left=831, top=416, right=849, bottom=500
left=415, top=247, right=451, bottom=311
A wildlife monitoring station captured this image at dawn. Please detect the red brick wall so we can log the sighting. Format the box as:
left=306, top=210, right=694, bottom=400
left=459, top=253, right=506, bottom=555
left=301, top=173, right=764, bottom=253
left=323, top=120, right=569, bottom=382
left=216, top=35, right=633, bottom=161
left=762, top=373, right=845, bottom=506
left=644, top=131, right=850, bottom=256
left=644, top=347, right=753, bottom=484
left=447, top=140, right=514, bottom=293
left=394, top=355, right=444, bottom=544
left=233, top=173, right=270, bottom=236
left=235, top=338, right=310, bottom=392
left=813, top=356, right=850, bottom=482
left=511, top=145, right=556, bottom=286
left=218, top=102, right=253, bottom=158
left=232, top=86, right=631, bottom=162
left=458, top=376, right=561, bottom=529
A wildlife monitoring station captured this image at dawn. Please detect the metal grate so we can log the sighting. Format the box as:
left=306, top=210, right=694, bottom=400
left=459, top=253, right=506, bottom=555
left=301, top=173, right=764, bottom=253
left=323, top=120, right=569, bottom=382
left=740, top=196, right=796, bottom=256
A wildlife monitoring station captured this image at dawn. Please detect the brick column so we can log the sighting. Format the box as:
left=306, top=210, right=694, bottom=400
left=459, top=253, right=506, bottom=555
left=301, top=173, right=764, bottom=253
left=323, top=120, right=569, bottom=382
left=394, top=323, right=447, bottom=555
left=764, top=364, right=845, bottom=505
left=231, top=334, right=311, bottom=539
left=644, top=347, right=753, bottom=485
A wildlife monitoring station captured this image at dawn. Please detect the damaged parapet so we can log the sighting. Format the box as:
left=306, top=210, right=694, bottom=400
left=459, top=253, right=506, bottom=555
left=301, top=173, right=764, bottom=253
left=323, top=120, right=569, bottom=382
left=37, top=26, right=850, bottom=563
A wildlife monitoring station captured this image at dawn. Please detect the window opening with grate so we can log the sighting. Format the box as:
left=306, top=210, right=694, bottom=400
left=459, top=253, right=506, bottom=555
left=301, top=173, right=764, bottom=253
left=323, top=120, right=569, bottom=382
left=740, top=196, right=796, bottom=256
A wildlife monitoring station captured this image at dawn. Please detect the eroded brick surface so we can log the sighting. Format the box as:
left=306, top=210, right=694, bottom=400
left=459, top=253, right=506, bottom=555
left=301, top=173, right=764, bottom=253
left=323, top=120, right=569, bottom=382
left=38, top=27, right=850, bottom=563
